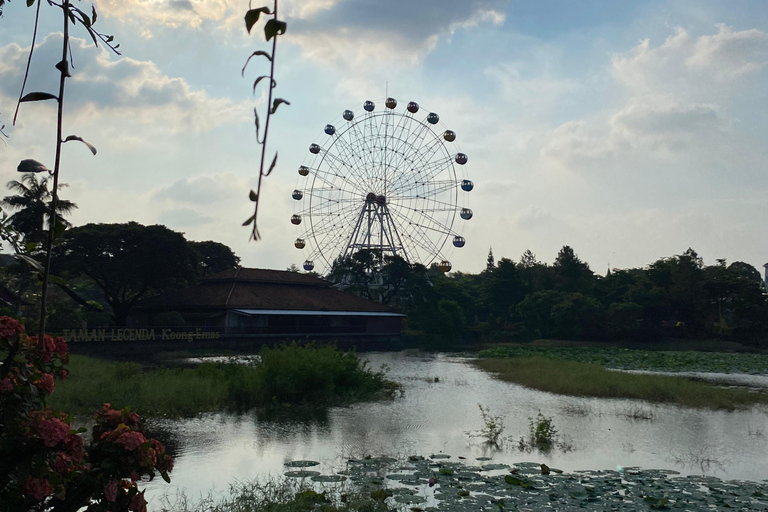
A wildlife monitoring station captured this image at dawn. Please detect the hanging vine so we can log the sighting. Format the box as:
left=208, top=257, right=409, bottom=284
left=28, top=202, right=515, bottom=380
left=242, top=0, right=288, bottom=241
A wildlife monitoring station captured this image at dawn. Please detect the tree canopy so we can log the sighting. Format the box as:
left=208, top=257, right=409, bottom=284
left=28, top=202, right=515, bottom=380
left=55, top=222, right=198, bottom=325
left=1, top=173, right=77, bottom=245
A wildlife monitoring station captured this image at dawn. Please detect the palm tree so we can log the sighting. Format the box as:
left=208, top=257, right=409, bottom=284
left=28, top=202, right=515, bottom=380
left=1, top=173, right=77, bottom=244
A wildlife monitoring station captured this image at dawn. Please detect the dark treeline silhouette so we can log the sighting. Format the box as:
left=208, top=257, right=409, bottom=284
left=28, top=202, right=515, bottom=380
left=329, top=246, right=768, bottom=346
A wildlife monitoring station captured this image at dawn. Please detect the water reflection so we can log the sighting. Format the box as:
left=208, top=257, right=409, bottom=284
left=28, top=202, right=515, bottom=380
left=144, top=351, right=768, bottom=509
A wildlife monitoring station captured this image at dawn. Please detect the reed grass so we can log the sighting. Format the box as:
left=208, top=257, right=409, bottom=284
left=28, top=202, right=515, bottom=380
left=473, top=357, right=768, bottom=410
left=49, top=343, right=390, bottom=417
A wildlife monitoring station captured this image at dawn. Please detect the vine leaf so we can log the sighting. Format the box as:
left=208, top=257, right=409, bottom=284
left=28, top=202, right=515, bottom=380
left=63, top=135, right=97, bottom=155
left=249, top=190, right=258, bottom=202
left=242, top=214, right=256, bottom=226
left=264, top=152, right=277, bottom=176
left=19, top=92, right=58, bottom=102
left=55, top=60, right=72, bottom=77
left=264, top=19, right=287, bottom=41
left=26, top=0, right=35, bottom=6
left=271, top=98, right=290, bottom=114
left=91, top=5, right=97, bottom=25
left=244, top=7, right=271, bottom=34
left=17, top=159, right=49, bottom=173
left=254, top=108, right=260, bottom=141
left=242, top=51, right=272, bottom=76
left=252, top=75, right=275, bottom=95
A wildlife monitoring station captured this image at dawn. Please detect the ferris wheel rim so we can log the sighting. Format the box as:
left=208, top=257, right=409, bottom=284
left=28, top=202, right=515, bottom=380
left=293, top=98, right=472, bottom=272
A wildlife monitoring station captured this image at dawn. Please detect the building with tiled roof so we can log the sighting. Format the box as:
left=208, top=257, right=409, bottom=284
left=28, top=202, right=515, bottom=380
left=130, top=268, right=403, bottom=339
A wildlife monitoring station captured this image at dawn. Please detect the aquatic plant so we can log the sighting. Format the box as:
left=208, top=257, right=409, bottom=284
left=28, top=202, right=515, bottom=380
left=467, top=404, right=504, bottom=445
left=472, top=356, right=768, bottom=409
left=478, top=345, right=768, bottom=374
left=159, top=455, right=768, bottom=512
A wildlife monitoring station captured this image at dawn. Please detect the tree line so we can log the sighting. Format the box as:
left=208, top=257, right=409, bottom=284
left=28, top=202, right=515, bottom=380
left=2, top=173, right=766, bottom=343
left=328, top=246, right=768, bottom=345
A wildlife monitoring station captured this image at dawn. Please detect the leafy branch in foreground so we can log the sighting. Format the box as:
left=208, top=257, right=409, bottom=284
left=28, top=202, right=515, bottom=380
left=242, top=0, right=289, bottom=241
left=11, top=0, right=118, bottom=338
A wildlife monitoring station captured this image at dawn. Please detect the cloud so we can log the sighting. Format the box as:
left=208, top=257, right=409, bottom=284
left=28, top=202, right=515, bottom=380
left=152, top=175, right=244, bottom=204
left=542, top=25, right=765, bottom=180
left=515, top=207, right=555, bottom=230
left=93, top=0, right=233, bottom=29
left=158, top=208, right=214, bottom=227
left=612, top=24, right=768, bottom=96
left=0, top=34, right=248, bottom=136
left=286, top=0, right=508, bottom=66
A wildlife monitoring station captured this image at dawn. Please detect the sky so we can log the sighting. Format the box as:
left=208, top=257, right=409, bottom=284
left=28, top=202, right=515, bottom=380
left=1, top=0, right=767, bottom=276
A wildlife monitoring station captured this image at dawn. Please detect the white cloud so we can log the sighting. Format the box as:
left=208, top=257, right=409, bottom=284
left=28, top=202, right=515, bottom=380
left=93, top=0, right=234, bottom=29
left=286, top=0, right=508, bottom=67
left=612, top=24, right=768, bottom=96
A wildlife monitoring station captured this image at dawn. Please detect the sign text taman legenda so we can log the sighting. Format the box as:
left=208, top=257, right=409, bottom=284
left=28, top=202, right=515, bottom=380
left=62, top=328, right=221, bottom=342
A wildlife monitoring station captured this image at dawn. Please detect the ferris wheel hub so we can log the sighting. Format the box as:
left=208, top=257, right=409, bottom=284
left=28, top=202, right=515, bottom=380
left=365, top=193, right=387, bottom=206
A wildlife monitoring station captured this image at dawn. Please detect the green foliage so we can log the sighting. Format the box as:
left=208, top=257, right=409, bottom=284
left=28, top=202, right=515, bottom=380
left=527, top=411, right=558, bottom=448
left=478, top=345, right=768, bottom=374
left=400, top=245, right=768, bottom=344
left=1, top=173, right=77, bottom=245
left=56, top=222, right=198, bottom=325
left=472, top=404, right=504, bottom=445
left=473, top=356, right=768, bottom=409
left=253, top=342, right=387, bottom=405
left=188, top=240, right=241, bottom=276
left=51, top=344, right=392, bottom=416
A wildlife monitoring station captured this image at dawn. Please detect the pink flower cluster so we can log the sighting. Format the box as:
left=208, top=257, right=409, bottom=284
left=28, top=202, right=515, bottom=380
left=116, top=431, right=148, bottom=451
left=33, top=413, right=71, bottom=447
left=0, top=315, right=24, bottom=339
left=0, top=377, right=13, bottom=393
left=35, top=372, right=55, bottom=394
left=24, top=476, right=53, bottom=501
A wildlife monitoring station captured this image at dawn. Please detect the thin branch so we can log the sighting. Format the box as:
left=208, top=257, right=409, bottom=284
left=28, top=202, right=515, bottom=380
left=249, top=0, right=279, bottom=241
left=37, top=0, right=70, bottom=343
left=13, top=0, right=43, bottom=126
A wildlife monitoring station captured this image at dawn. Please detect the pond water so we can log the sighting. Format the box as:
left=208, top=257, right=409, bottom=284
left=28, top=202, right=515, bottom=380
left=144, top=351, right=768, bottom=508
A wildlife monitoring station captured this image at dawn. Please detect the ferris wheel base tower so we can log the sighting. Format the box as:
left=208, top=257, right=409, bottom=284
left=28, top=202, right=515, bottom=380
left=344, top=193, right=408, bottom=262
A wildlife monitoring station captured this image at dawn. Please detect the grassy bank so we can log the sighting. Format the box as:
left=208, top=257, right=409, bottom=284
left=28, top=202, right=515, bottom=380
left=473, top=357, right=768, bottom=409
left=50, top=343, right=395, bottom=417
left=478, top=345, right=768, bottom=374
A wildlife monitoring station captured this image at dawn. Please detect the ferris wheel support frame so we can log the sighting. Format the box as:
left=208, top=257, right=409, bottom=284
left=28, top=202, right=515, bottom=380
left=343, top=194, right=409, bottom=263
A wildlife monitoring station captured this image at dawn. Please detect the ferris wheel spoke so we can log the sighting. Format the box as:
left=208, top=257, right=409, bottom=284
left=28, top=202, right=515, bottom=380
left=389, top=157, right=455, bottom=196
left=392, top=200, right=457, bottom=238
left=318, top=149, right=375, bottom=195
left=328, top=132, right=375, bottom=194
left=388, top=207, right=448, bottom=252
left=390, top=180, right=457, bottom=199
left=312, top=160, right=369, bottom=197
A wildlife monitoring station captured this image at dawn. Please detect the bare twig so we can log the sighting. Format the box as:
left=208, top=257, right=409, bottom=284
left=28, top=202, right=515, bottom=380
left=13, top=0, right=43, bottom=125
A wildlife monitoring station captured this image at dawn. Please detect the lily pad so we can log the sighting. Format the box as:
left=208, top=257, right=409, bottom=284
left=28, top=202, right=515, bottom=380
left=284, top=460, right=320, bottom=468
left=284, top=470, right=321, bottom=478
left=311, top=474, right=347, bottom=482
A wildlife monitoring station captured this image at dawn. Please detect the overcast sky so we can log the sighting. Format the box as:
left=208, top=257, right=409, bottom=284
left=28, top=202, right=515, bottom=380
left=1, top=0, right=767, bottom=275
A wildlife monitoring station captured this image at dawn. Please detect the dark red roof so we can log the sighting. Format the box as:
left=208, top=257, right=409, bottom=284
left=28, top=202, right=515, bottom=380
left=202, top=268, right=329, bottom=286
left=137, top=267, right=395, bottom=313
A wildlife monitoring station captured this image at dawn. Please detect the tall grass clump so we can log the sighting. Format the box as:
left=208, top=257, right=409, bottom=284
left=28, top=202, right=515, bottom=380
left=51, top=343, right=392, bottom=416
left=473, top=357, right=768, bottom=410
left=253, top=342, right=386, bottom=405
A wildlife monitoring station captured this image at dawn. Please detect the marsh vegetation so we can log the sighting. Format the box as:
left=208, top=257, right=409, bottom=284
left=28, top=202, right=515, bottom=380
left=50, top=343, right=393, bottom=416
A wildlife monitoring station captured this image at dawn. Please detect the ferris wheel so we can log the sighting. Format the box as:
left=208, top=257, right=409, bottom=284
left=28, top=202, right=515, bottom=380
left=291, top=97, right=474, bottom=273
